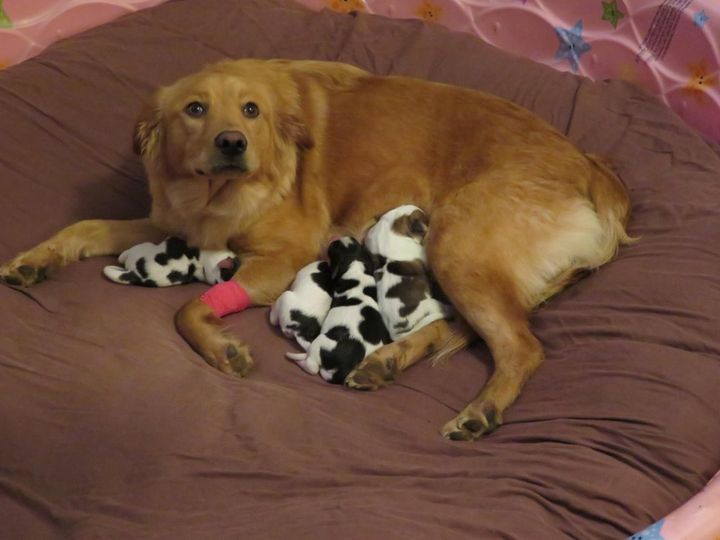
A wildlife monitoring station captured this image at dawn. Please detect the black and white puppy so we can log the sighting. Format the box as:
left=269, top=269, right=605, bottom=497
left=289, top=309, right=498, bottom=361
left=103, top=236, right=239, bottom=287
left=364, top=205, right=453, bottom=341
left=269, top=261, right=333, bottom=351
left=287, top=237, right=391, bottom=384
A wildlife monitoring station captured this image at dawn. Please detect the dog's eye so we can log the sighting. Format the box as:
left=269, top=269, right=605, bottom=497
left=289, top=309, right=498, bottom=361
left=185, top=101, right=207, bottom=118
left=242, top=102, right=260, bottom=118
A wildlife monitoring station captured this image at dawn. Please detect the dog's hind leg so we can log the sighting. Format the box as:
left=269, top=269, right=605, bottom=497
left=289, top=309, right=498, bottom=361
left=425, top=184, right=549, bottom=441
left=425, top=165, right=631, bottom=441
left=436, top=283, right=543, bottom=441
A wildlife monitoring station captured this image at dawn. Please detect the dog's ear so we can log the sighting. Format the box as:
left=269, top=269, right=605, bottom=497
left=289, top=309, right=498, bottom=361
left=278, top=113, right=314, bottom=152
left=132, top=99, right=162, bottom=157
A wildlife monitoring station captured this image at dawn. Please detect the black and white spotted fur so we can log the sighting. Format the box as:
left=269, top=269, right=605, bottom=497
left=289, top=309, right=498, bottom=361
left=269, top=261, right=333, bottom=351
left=364, top=205, right=453, bottom=341
left=287, top=237, right=391, bottom=384
left=103, top=236, right=239, bottom=287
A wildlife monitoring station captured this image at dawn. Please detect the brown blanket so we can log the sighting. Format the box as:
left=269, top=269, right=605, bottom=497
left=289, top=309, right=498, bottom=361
left=1, top=1, right=719, bottom=538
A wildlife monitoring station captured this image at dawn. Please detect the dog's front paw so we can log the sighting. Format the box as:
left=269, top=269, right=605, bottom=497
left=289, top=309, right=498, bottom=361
left=204, top=337, right=254, bottom=377
left=345, top=354, right=399, bottom=391
left=441, top=401, right=502, bottom=441
left=0, top=256, right=52, bottom=287
left=0, top=244, right=64, bottom=287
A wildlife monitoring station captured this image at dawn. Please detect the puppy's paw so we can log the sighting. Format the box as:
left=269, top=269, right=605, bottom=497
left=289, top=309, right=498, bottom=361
left=286, top=352, right=320, bottom=375
left=441, top=401, right=501, bottom=441
left=345, top=355, right=399, bottom=391
left=204, top=338, right=254, bottom=377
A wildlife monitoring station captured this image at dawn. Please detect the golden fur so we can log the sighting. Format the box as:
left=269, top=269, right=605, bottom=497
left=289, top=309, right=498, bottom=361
left=0, top=59, right=632, bottom=440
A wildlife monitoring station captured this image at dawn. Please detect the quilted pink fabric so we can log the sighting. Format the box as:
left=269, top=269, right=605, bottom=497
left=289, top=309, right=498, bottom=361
left=303, top=0, right=720, bottom=143
left=0, top=0, right=166, bottom=68
left=1, top=0, right=718, bottom=141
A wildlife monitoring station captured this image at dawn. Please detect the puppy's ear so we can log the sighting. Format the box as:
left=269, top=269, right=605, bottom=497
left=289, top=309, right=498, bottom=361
left=133, top=100, right=162, bottom=157
left=278, top=113, right=314, bottom=152
left=327, top=240, right=342, bottom=265
left=327, top=240, right=347, bottom=280
left=408, top=210, right=429, bottom=242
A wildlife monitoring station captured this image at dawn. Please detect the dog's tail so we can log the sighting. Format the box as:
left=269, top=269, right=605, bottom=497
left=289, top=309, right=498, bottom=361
left=427, top=318, right=477, bottom=366
left=585, top=154, right=636, bottom=268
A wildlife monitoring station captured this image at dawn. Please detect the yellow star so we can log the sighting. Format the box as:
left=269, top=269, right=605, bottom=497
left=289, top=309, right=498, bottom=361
left=328, top=0, right=366, bottom=14
left=618, top=62, right=637, bottom=83
left=417, top=0, right=443, bottom=22
left=684, top=59, right=717, bottom=102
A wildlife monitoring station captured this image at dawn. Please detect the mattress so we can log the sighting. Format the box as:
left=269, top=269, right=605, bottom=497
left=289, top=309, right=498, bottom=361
left=0, top=0, right=719, bottom=538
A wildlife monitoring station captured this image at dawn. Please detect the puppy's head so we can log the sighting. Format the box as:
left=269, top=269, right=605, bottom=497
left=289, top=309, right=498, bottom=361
left=390, top=207, right=429, bottom=243
left=327, top=236, right=370, bottom=280
left=365, top=205, right=428, bottom=259
left=134, top=60, right=313, bottom=214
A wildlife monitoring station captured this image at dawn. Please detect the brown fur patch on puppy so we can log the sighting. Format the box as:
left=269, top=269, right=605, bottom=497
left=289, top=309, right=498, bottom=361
left=391, top=209, right=429, bottom=243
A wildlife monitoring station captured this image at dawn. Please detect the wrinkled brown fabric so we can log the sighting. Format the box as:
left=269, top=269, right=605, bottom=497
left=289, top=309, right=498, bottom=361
left=0, top=1, right=719, bottom=538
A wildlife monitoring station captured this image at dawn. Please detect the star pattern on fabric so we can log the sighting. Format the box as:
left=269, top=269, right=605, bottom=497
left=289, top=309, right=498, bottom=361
left=554, top=20, right=592, bottom=72
left=601, top=0, right=625, bottom=29
left=417, top=0, right=443, bottom=23
left=693, top=10, right=709, bottom=28
left=0, top=0, right=13, bottom=29
left=618, top=62, right=638, bottom=83
left=327, top=0, right=366, bottom=14
left=627, top=519, right=666, bottom=540
left=684, top=59, right=717, bottom=102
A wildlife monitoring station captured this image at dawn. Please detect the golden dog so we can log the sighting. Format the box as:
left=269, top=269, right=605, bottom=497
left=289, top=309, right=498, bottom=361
left=0, top=59, right=631, bottom=440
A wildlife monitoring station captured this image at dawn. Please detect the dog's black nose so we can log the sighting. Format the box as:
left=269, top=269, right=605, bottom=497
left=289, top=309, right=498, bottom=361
left=214, top=131, right=247, bottom=157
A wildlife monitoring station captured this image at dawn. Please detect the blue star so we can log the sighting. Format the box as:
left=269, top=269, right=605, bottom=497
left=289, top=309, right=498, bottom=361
left=694, top=10, right=709, bottom=28
left=554, top=20, right=592, bottom=72
left=626, top=518, right=666, bottom=540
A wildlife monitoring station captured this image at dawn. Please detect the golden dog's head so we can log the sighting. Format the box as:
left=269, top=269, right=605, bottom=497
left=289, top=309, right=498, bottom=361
left=134, top=60, right=313, bottom=219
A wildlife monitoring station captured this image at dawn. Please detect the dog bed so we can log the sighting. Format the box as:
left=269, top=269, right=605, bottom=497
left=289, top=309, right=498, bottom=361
left=0, top=0, right=718, bottom=538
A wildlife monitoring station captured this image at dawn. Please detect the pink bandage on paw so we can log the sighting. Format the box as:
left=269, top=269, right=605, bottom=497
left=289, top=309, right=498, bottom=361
left=200, top=281, right=251, bottom=317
